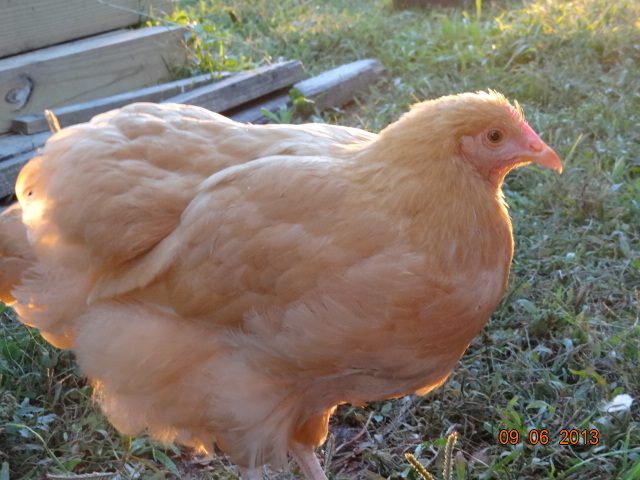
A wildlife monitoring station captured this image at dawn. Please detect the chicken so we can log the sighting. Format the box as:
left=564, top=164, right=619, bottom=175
left=10, top=92, right=561, bottom=479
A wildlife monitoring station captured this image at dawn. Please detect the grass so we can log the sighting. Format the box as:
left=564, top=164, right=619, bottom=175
left=1, top=0, right=639, bottom=478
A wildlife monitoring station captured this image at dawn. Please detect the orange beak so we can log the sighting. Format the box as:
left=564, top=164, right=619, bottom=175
left=531, top=143, right=563, bottom=173
left=521, top=122, right=563, bottom=173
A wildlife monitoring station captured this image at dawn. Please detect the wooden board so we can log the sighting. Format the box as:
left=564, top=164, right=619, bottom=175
left=0, top=0, right=174, bottom=59
left=293, top=59, right=385, bottom=111
left=0, top=132, right=51, bottom=163
left=0, top=130, right=51, bottom=198
left=0, top=151, right=34, bottom=200
left=231, top=59, right=385, bottom=123
left=0, top=25, right=187, bottom=134
left=12, top=60, right=304, bottom=134
left=166, top=61, right=306, bottom=111
left=230, top=94, right=291, bottom=124
left=12, top=72, right=233, bottom=134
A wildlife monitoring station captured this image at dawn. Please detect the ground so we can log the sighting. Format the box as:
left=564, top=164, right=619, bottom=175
left=1, top=0, right=639, bottom=478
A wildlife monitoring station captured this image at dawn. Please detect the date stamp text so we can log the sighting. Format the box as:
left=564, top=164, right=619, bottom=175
left=498, top=428, right=600, bottom=446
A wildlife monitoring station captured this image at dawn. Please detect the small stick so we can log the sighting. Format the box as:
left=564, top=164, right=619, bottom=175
left=44, top=109, right=61, bottom=133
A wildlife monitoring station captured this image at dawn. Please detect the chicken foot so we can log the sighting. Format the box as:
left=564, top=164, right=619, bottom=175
left=290, top=442, right=328, bottom=480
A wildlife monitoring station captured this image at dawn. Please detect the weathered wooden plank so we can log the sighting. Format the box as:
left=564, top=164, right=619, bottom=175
left=0, top=132, right=50, bottom=163
left=0, top=151, right=35, bottom=199
left=166, top=61, right=306, bottom=111
left=231, top=59, right=385, bottom=124
left=12, top=72, right=234, bottom=135
left=293, top=59, right=385, bottom=111
left=0, top=0, right=174, bottom=59
left=0, top=26, right=187, bottom=134
left=230, top=94, right=291, bottom=124
left=0, top=129, right=51, bottom=198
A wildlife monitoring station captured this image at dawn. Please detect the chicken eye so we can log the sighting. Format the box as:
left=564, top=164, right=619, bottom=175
left=486, top=129, right=504, bottom=144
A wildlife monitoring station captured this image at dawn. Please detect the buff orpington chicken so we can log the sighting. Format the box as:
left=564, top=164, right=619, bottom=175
left=7, top=91, right=561, bottom=479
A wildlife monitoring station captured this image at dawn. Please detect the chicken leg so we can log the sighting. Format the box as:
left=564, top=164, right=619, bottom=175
left=290, top=442, right=328, bottom=480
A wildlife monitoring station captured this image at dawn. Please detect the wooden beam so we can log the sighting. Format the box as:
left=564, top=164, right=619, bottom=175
left=11, top=59, right=304, bottom=134
left=231, top=59, right=385, bottom=124
left=0, top=0, right=174, bottom=59
left=230, top=93, right=291, bottom=124
left=166, top=61, right=306, bottom=111
left=0, top=25, right=187, bottom=134
left=0, top=132, right=50, bottom=163
left=12, top=72, right=234, bottom=135
left=0, top=129, right=51, bottom=198
left=0, top=151, right=35, bottom=199
left=294, top=59, right=385, bottom=111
